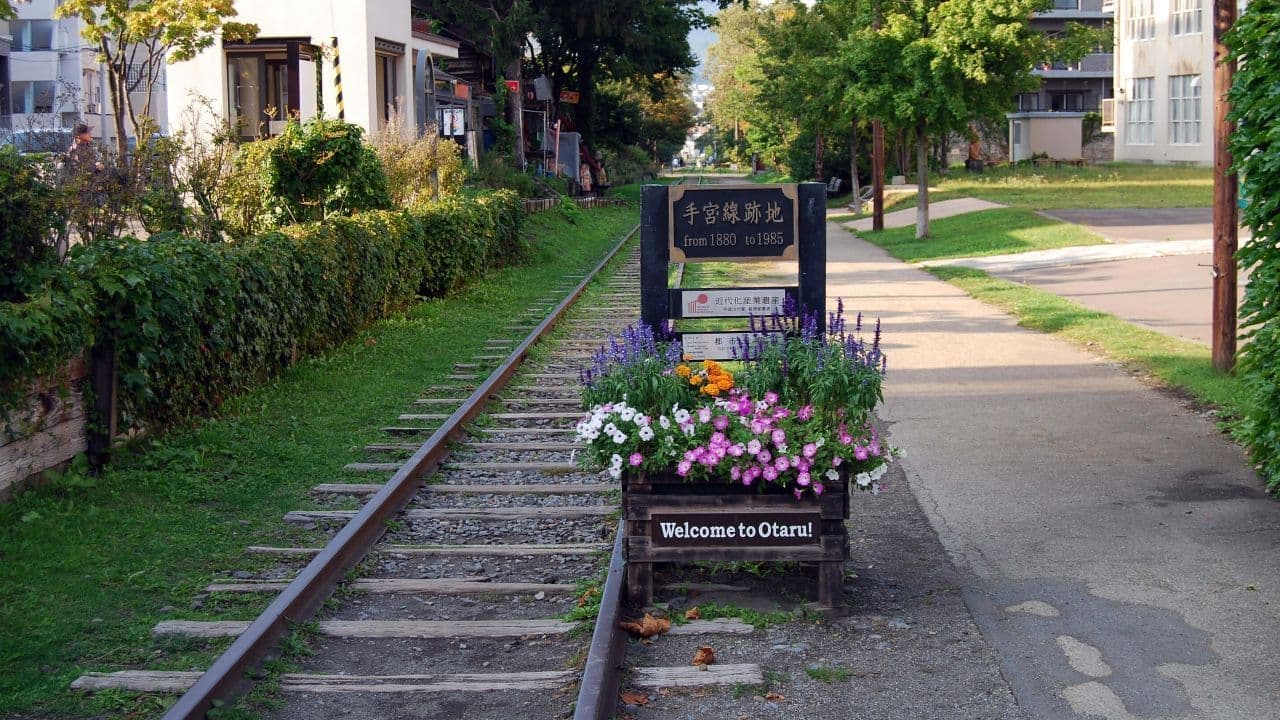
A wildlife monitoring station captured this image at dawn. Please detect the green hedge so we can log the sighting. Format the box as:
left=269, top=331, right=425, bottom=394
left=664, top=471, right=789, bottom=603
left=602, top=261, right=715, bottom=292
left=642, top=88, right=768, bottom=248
left=1228, top=2, right=1280, bottom=490
left=0, top=190, right=524, bottom=429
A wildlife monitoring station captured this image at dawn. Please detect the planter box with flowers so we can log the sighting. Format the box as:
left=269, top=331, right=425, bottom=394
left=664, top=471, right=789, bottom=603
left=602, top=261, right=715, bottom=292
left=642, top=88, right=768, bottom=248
left=575, top=301, right=891, bottom=608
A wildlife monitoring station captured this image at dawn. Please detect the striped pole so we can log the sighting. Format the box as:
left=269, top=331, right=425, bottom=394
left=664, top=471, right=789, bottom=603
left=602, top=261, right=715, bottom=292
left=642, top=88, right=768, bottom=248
left=332, top=36, right=344, bottom=120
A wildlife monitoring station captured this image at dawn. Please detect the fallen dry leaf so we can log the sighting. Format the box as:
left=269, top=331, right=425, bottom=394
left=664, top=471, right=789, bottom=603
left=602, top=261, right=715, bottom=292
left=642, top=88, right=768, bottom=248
left=619, top=690, right=649, bottom=706
left=577, top=586, right=599, bottom=607
left=684, top=606, right=701, bottom=621
left=619, top=613, right=671, bottom=638
left=691, top=645, right=716, bottom=666
left=764, top=691, right=785, bottom=702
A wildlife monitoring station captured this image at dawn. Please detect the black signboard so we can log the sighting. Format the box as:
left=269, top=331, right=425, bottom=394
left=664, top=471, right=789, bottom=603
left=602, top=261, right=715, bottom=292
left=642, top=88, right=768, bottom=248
left=667, top=184, right=799, bottom=263
left=651, top=512, right=822, bottom=547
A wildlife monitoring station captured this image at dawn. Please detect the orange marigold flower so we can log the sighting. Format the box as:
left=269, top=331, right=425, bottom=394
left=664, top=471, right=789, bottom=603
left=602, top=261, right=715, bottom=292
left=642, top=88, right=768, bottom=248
left=675, top=365, right=692, bottom=378
left=705, top=384, right=721, bottom=396
left=689, top=375, right=704, bottom=386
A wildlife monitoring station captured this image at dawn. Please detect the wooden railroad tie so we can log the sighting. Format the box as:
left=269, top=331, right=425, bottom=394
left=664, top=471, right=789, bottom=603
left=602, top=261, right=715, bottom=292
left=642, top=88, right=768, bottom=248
left=283, top=506, right=614, bottom=523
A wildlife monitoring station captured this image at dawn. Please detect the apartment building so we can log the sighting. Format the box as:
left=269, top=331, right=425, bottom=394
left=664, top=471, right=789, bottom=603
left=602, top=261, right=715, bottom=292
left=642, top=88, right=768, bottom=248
left=1, top=20, right=10, bottom=129
left=1110, top=0, right=1218, bottom=164
left=165, top=0, right=461, bottom=142
left=1019, top=0, right=1115, bottom=113
left=3, top=0, right=164, bottom=148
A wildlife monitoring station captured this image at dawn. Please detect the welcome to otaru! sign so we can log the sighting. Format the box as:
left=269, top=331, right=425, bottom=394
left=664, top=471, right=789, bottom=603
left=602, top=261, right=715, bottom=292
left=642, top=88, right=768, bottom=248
left=652, top=513, right=821, bottom=547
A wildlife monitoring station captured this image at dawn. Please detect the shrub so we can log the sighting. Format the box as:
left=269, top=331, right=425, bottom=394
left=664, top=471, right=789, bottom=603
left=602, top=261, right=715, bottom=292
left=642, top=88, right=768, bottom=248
left=1, top=191, right=525, bottom=429
left=416, top=190, right=525, bottom=297
left=0, top=147, right=62, bottom=301
left=368, top=113, right=466, bottom=206
left=221, top=119, right=393, bottom=237
left=1228, top=1, right=1280, bottom=490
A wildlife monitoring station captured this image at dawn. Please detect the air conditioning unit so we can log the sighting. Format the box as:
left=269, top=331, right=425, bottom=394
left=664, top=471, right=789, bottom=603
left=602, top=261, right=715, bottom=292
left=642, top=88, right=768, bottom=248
left=1100, top=98, right=1116, bottom=131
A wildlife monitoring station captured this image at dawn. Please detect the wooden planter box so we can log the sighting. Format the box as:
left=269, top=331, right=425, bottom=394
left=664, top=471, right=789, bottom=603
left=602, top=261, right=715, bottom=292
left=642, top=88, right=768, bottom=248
left=622, top=470, right=850, bottom=609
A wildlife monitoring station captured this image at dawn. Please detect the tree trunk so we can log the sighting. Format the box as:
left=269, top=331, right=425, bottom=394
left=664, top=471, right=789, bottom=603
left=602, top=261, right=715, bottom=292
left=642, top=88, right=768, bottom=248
left=573, top=50, right=598, bottom=144
left=849, top=117, right=861, bottom=209
left=505, top=56, right=526, bottom=169
left=915, top=120, right=929, bottom=240
left=814, top=131, right=824, bottom=181
left=102, top=41, right=129, bottom=159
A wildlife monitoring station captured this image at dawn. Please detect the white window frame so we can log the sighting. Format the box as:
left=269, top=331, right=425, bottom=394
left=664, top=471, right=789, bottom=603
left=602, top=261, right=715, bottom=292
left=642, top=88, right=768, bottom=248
left=1171, top=0, right=1203, bottom=35
left=1169, top=74, right=1201, bottom=145
left=1126, top=0, right=1155, bottom=40
left=1126, top=77, right=1154, bottom=146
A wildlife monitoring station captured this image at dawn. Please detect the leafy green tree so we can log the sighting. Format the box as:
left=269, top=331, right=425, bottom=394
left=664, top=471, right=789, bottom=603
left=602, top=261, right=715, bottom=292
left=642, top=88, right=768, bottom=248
left=54, top=0, right=258, bottom=158
left=841, top=0, right=1058, bottom=237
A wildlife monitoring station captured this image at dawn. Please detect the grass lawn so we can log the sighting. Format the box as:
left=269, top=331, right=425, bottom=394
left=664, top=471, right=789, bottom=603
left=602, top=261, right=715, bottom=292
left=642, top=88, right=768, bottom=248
left=941, top=162, right=1211, bottom=209
left=929, top=266, right=1249, bottom=419
left=859, top=207, right=1105, bottom=262
left=0, top=204, right=638, bottom=719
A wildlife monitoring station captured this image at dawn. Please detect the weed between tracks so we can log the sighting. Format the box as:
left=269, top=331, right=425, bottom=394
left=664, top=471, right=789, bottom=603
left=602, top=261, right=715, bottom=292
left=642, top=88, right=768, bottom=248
left=0, top=204, right=638, bottom=719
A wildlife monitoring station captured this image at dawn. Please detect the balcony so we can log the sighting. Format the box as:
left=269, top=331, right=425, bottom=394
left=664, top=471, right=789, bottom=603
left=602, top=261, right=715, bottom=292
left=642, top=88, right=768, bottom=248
left=1034, top=0, right=1112, bottom=19
left=1033, top=53, right=1114, bottom=79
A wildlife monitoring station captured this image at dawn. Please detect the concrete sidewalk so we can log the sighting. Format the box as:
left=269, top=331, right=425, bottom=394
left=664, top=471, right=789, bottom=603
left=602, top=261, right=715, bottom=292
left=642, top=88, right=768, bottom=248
left=844, top=198, right=1005, bottom=231
left=827, top=220, right=1280, bottom=719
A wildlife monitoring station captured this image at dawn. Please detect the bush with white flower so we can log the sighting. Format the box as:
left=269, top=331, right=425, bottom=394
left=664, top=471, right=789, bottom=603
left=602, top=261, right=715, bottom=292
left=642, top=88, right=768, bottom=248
left=575, top=301, right=893, bottom=497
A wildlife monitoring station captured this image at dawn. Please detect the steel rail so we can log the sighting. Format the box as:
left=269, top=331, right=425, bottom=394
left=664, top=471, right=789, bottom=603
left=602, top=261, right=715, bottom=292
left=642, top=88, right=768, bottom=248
left=163, top=222, right=641, bottom=720
left=572, top=174, right=698, bottom=720
left=571, top=518, right=627, bottom=720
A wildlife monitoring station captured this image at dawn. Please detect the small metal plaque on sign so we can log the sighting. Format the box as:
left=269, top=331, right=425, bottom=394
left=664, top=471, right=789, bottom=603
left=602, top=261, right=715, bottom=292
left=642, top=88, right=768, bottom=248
left=651, top=513, right=821, bottom=547
left=676, top=287, right=791, bottom=318
left=678, top=332, right=753, bottom=361
left=668, top=184, right=799, bottom=263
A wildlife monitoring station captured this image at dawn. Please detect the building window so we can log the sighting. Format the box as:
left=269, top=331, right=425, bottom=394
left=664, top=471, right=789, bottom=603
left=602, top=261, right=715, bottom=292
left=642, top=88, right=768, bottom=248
left=82, top=69, right=102, bottom=115
left=1126, top=0, right=1155, bottom=40
left=375, top=53, right=400, bottom=127
left=12, top=80, right=56, bottom=114
left=1171, top=0, right=1203, bottom=35
left=1052, top=0, right=1080, bottom=8
left=1017, top=93, right=1042, bottom=111
left=1050, top=92, right=1085, bottom=111
left=1013, top=121, right=1023, bottom=145
left=12, top=20, right=54, bottom=51
left=225, top=41, right=311, bottom=141
left=1126, top=77, right=1154, bottom=145
left=1169, top=74, right=1201, bottom=144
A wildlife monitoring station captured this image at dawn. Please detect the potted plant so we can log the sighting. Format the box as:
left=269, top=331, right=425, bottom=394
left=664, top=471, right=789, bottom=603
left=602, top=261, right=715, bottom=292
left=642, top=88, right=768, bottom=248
left=575, top=300, right=893, bottom=607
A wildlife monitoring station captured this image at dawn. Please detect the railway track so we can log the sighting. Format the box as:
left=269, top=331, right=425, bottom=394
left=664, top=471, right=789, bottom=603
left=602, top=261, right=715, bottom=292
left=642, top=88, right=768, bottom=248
left=71, top=175, right=759, bottom=720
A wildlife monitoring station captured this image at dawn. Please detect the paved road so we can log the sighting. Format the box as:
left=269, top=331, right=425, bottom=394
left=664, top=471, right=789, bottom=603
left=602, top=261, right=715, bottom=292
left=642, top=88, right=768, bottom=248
left=917, top=207, right=1251, bottom=347
left=999, top=254, right=1248, bottom=346
left=827, top=220, right=1280, bottom=719
left=1042, top=208, right=1250, bottom=244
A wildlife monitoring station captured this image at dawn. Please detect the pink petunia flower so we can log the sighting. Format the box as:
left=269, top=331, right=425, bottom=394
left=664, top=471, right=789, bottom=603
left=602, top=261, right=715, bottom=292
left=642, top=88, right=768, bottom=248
left=629, top=452, right=643, bottom=466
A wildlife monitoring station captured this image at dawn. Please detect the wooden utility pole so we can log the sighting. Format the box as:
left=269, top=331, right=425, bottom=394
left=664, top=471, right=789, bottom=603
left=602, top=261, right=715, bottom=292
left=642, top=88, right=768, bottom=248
left=1212, top=0, right=1237, bottom=372
left=871, top=1, right=885, bottom=231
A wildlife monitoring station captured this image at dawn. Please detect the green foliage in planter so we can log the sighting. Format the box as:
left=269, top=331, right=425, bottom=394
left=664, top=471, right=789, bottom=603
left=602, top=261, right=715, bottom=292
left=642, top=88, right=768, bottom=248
left=1228, top=2, right=1280, bottom=489
left=0, top=147, right=63, bottom=302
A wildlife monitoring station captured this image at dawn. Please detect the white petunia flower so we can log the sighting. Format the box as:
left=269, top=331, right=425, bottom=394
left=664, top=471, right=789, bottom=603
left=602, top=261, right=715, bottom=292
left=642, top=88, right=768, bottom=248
left=856, top=472, right=871, bottom=487
left=658, top=415, right=671, bottom=430
left=826, top=469, right=840, bottom=481
left=638, top=426, right=655, bottom=441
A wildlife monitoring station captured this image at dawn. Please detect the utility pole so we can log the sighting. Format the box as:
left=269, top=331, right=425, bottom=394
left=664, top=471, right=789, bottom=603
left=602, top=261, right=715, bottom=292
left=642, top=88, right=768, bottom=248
left=871, top=0, right=885, bottom=231
left=1212, top=0, right=1237, bottom=372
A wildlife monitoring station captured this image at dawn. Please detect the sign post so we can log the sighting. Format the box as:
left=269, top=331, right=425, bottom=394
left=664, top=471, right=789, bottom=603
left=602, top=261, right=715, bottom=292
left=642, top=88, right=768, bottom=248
left=628, top=182, right=845, bottom=610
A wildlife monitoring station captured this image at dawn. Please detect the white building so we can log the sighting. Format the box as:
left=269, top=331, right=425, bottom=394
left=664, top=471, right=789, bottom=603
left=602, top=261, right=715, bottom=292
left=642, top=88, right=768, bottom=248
left=165, top=0, right=460, bottom=142
left=1109, top=0, right=1229, bottom=165
left=3, top=0, right=165, bottom=148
